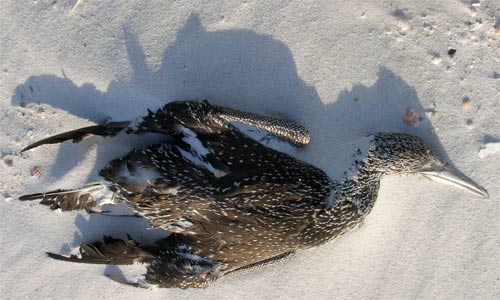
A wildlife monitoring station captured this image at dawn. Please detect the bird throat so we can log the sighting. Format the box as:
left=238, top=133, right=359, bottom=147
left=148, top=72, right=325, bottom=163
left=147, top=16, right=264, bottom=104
left=326, top=136, right=383, bottom=225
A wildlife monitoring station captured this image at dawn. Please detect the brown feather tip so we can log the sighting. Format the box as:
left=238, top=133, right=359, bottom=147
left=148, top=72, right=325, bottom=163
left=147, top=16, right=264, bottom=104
left=20, top=121, right=131, bottom=152
left=46, top=252, right=82, bottom=262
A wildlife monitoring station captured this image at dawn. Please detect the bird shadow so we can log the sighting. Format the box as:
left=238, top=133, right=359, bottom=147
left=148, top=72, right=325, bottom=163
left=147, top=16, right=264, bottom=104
left=12, top=13, right=448, bottom=248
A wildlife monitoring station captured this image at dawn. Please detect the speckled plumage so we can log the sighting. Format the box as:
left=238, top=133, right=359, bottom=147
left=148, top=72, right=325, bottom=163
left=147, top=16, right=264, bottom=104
left=20, top=100, right=482, bottom=289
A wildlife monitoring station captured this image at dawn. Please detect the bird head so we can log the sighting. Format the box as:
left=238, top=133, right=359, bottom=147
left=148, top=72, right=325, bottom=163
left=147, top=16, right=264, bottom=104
left=368, top=133, right=488, bottom=198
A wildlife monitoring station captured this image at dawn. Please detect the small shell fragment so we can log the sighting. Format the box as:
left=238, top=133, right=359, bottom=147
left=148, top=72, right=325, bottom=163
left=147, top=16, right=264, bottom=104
left=471, top=0, right=481, bottom=7
left=396, top=18, right=410, bottom=32
left=461, top=97, right=472, bottom=111
left=403, top=108, right=421, bottom=126
left=4, top=193, right=13, bottom=202
left=31, top=166, right=42, bottom=178
left=425, top=109, right=437, bottom=118
left=431, top=56, right=441, bottom=65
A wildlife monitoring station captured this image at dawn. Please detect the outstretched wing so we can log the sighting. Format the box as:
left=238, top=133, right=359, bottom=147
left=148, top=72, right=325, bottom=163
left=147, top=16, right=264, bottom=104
left=139, top=100, right=311, bottom=146
left=21, top=100, right=310, bottom=152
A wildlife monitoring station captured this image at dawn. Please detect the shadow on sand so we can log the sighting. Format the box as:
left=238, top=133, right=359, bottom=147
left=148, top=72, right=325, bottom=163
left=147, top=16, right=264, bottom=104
left=12, top=13, right=447, bottom=250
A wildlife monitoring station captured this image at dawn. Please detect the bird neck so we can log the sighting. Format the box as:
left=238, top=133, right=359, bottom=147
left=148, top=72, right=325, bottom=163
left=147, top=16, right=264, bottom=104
left=332, top=145, right=385, bottom=216
left=305, top=165, right=382, bottom=248
left=336, top=165, right=382, bottom=215
left=298, top=158, right=384, bottom=248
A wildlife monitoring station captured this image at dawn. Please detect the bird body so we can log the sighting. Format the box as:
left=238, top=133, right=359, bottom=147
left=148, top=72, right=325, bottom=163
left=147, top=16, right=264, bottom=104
left=19, top=100, right=487, bottom=289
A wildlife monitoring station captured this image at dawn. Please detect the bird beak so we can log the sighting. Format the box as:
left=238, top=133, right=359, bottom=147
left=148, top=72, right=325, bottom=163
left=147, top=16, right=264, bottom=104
left=416, top=164, right=489, bottom=198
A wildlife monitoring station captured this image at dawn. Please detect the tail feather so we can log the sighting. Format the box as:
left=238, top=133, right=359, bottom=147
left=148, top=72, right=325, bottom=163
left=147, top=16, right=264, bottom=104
left=48, top=234, right=222, bottom=289
left=21, top=121, right=130, bottom=152
left=48, top=235, right=155, bottom=265
left=19, top=183, right=107, bottom=211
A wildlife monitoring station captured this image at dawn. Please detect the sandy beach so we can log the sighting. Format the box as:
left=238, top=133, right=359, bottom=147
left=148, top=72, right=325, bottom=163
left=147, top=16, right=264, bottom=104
left=1, top=1, right=499, bottom=299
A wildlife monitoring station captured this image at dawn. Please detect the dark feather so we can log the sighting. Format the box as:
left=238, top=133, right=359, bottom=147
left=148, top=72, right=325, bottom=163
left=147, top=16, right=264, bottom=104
left=48, top=235, right=155, bottom=265
left=223, top=251, right=295, bottom=277
left=215, top=105, right=311, bottom=147
left=21, top=121, right=130, bottom=152
left=19, top=183, right=103, bottom=211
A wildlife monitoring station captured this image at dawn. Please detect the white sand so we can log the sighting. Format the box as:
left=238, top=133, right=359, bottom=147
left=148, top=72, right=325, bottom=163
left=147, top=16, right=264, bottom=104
left=1, top=1, right=499, bottom=299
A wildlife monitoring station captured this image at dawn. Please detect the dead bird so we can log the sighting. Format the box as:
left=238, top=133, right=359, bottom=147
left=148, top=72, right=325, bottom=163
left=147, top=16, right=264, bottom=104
left=19, top=100, right=488, bottom=288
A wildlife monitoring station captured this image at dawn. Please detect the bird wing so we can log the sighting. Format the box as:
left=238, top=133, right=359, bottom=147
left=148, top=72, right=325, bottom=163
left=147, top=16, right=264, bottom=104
left=137, top=162, right=329, bottom=233
left=97, top=125, right=327, bottom=231
left=132, top=100, right=310, bottom=146
left=21, top=100, right=310, bottom=152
